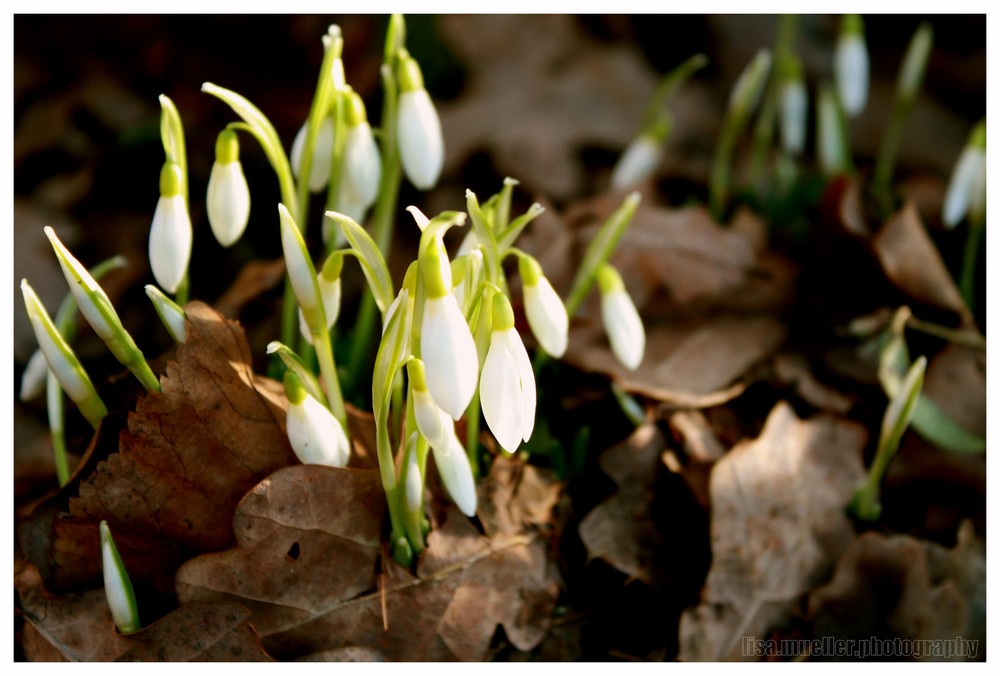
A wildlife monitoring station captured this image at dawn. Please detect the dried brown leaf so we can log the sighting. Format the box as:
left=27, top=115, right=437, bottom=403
left=808, top=522, right=985, bottom=658
left=578, top=424, right=667, bottom=585
left=872, top=202, right=973, bottom=326
left=176, top=459, right=560, bottom=661
left=213, top=257, right=286, bottom=319
left=16, top=564, right=271, bottom=662
left=22, top=302, right=297, bottom=595
left=679, top=402, right=867, bottom=661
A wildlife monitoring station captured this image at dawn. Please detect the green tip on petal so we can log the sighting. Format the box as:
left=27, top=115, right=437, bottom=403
left=518, top=254, right=544, bottom=287
left=422, top=244, right=449, bottom=299
left=214, top=129, right=240, bottom=164
left=398, top=53, right=424, bottom=93
left=159, top=162, right=184, bottom=197
left=596, top=263, right=625, bottom=294
left=407, top=358, right=429, bottom=393
left=284, top=370, right=307, bottom=405
left=842, top=14, right=864, bottom=37
left=969, top=120, right=986, bottom=150
left=492, top=292, right=515, bottom=332
left=345, top=90, right=368, bottom=127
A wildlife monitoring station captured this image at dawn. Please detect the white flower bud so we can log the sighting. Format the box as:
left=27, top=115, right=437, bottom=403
left=597, top=265, right=645, bottom=371
left=100, top=521, right=140, bottom=635
left=420, top=294, right=478, bottom=420
left=20, top=349, right=49, bottom=402
left=432, top=432, right=477, bottom=517
left=291, top=116, right=335, bottom=194
left=611, top=134, right=662, bottom=190
left=398, top=88, right=444, bottom=190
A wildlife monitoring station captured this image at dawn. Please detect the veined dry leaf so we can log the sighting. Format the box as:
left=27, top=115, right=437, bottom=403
left=176, top=458, right=561, bottom=661
left=23, top=302, right=297, bottom=596
left=578, top=424, right=667, bottom=586
left=16, top=564, right=271, bottom=662
left=679, top=402, right=866, bottom=661
left=872, top=202, right=973, bottom=327
left=808, top=522, right=985, bottom=659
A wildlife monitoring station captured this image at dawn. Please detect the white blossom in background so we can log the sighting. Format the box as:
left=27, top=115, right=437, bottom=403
left=597, top=264, right=645, bottom=371
left=834, top=14, right=869, bottom=117
left=397, top=53, right=443, bottom=190
left=519, top=254, right=568, bottom=358
left=291, top=116, right=335, bottom=194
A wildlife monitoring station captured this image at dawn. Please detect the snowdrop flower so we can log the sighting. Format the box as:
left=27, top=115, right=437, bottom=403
left=597, top=263, right=645, bottom=371
left=942, top=121, right=986, bottom=228
left=420, top=241, right=478, bottom=420
left=291, top=115, right=335, bottom=194
left=611, top=118, right=669, bottom=191
left=340, top=90, right=382, bottom=214
left=299, top=252, right=343, bottom=344
left=19, top=349, right=48, bottom=402
left=206, top=129, right=251, bottom=248
left=100, top=521, right=140, bottom=635
left=149, top=161, right=192, bottom=294
left=397, top=52, right=444, bottom=190
left=778, top=55, right=808, bottom=156
left=834, top=14, right=869, bottom=118
left=480, top=292, right=536, bottom=452
left=408, top=359, right=452, bottom=451
left=145, top=285, right=187, bottom=344
left=519, top=254, right=568, bottom=358
left=21, top=279, right=107, bottom=428
left=432, top=432, right=477, bottom=517
left=283, top=371, right=350, bottom=467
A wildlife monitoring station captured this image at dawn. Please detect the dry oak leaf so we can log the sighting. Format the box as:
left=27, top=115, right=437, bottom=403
left=51, top=301, right=296, bottom=592
left=16, top=564, right=271, bottom=662
left=578, top=423, right=667, bottom=586
left=175, top=458, right=560, bottom=661
left=679, top=402, right=866, bottom=661
left=808, top=522, right=985, bottom=658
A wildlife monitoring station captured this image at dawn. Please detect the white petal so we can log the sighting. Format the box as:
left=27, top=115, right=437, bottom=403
left=779, top=80, right=808, bottom=156
left=602, top=289, right=645, bottom=371
left=835, top=36, right=869, bottom=117
left=503, top=328, right=536, bottom=443
left=286, top=395, right=350, bottom=467
left=404, top=449, right=423, bottom=513
left=20, top=349, right=49, bottom=402
left=342, top=121, right=382, bottom=208
left=149, top=194, right=192, bottom=294
left=942, top=146, right=985, bottom=228
left=432, top=433, right=477, bottom=517
left=406, top=205, right=430, bottom=232
left=22, top=284, right=89, bottom=403
left=398, top=89, right=444, bottom=190
left=610, top=135, right=661, bottom=190
left=480, top=331, right=524, bottom=452
left=413, top=388, right=453, bottom=451
left=297, top=275, right=340, bottom=345
left=524, top=278, right=568, bottom=358
left=100, top=523, right=137, bottom=633
left=291, top=118, right=335, bottom=193
left=206, top=161, right=251, bottom=247
left=420, top=295, right=478, bottom=419
left=279, top=208, right=320, bottom=313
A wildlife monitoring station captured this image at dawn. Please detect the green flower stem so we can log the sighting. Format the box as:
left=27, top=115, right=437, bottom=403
left=748, top=16, right=798, bottom=189
left=564, top=192, right=641, bottom=319
left=323, top=88, right=348, bottom=236
left=905, top=314, right=985, bottom=351
left=871, top=23, right=933, bottom=217
left=639, top=53, right=709, bottom=133
left=313, top=326, right=346, bottom=430
left=346, top=63, right=403, bottom=399
left=960, top=213, right=984, bottom=309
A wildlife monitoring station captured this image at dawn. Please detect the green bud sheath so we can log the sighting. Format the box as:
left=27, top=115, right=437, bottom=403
left=492, top=292, right=515, bottom=332
left=159, top=161, right=184, bottom=197
left=320, top=250, right=345, bottom=282
left=422, top=244, right=449, bottom=299
left=842, top=13, right=864, bottom=37
left=407, top=358, right=429, bottom=393
left=518, top=254, right=543, bottom=287
left=284, top=370, right=308, bottom=405
left=214, top=128, right=240, bottom=165
left=596, top=263, right=626, bottom=294
left=345, top=89, right=368, bottom=127
left=398, top=53, right=425, bottom=93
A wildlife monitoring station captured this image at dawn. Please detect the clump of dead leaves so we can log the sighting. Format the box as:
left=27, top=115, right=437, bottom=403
left=15, top=302, right=564, bottom=662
